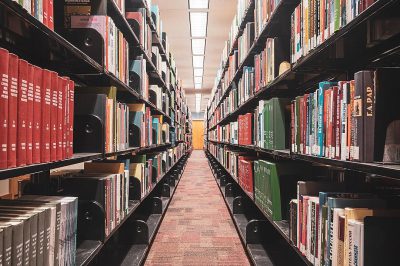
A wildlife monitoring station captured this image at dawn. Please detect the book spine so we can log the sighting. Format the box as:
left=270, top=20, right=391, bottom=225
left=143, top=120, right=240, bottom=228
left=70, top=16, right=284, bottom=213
left=48, top=0, right=54, bottom=30
left=0, top=48, right=9, bottom=169
left=353, top=71, right=364, bottom=161
left=50, top=72, right=58, bottom=161
left=26, top=64, right=34, bottom=165
left=17, top=59, right=28, bottom=166
left=32, top=67, right=42, bottom=164
left=363, top=70, right=375, bottom=162
left=41, top=70, right=51, bottom=163
left=56, top=77, right=63, bottom=161
left=335, top=85, right=342, bottom=159
left=8, top=54, right=19, bottom=168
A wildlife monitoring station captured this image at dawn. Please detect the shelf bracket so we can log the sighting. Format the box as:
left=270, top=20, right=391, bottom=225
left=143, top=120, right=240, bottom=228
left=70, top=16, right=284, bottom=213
left=152, top=197, right=163, bottom=214
left=161, top=184, right=171, bottom=198
left=232, top=196, right=244, bottom=214
left=225, top=183, right=234, bottom=197
left=246, top=220, right=269, bottom=245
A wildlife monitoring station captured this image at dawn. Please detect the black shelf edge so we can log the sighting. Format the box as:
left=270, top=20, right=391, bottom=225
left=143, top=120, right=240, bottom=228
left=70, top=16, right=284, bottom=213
left=0, top=153, right=102, bottom=179
left=107, top=0, right=139, bottom=46
left=207, top=151, right=312, bottom=266
left=77, top=151, right=189, bottom=266
left=118, top=153, right=186, bottom=265
left=207, top=140, right=400, bottom=179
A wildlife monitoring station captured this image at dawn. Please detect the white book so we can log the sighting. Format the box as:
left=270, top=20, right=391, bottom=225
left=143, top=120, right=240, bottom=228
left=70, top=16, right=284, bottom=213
left=331, top=208, right=344, bottom=266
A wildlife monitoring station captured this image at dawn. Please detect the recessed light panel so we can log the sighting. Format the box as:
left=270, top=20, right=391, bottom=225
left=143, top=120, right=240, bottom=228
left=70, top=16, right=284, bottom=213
left=191, top=39, right=206, bottom=55
left=189, top=0, right=209, bottom=9
left=190, top=12, right=208, bottom=37
left=193, top=68, right=203, bottom=77
left=194, top=77, right=203, bottom=84
left=192, top=55, right=204, bottom=68
left=195, top=83, right=202, bottom=89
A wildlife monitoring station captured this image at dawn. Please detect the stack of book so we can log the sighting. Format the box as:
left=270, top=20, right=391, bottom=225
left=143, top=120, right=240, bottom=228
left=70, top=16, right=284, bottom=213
left=254, top=98, right=290, bottom=150
left=0, top=196, right=78, bottom=266
left=0, top=48, right=75, bottom=169
left=238, top=22, right=255, bottom=65
left=290, top=181, right=400, bottom=266
left=130, top=57, right=149, bottom=100
left=126, top=9, right=153, bottom=59
left=290, top=0, right=377, bottom=63
left=61, top=161, right=130, bottom=237
left=291, top=69, right=400, bottom=163
left=12, top=0, right=55, bottom=30
left=76, top=87, right=129, bottom=153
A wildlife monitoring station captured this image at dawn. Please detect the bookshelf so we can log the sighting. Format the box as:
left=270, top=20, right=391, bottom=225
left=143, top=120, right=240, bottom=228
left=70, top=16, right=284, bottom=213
left=206, top=0, right=400, bottom=265
left=0, top=0, right=193, bottom=264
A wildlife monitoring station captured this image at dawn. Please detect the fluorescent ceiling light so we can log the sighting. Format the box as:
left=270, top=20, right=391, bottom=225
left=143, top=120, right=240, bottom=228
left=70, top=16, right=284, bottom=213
left=194, top=77, right=202, bottom=84
left=195, top=83, right=202, bottom=89
left=190, top=12, right=208, bottom=37
left=192, top=55, right=204, bottom=68
left=189, top=0, right=209, bottom=9
left=193, top=68, right=203, bottom=77
left=191, top=39, right=206, bottom=55
left=195, top=93, right=202, bottom=112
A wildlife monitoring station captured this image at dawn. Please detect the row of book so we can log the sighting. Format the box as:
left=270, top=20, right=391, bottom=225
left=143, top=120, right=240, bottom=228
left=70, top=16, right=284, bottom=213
left=0, top=196, right=78, bottom=266
left=291, top=181, right=400, bottom=266
left=211, top=68, right=400, bottom=164
left=290, top=0, right=377, bottom=63
left=209, top=97, right=289, bottom=150
left=0, top=48, right=75, bottom=169
left=254, top=0, right=281, bottom=39
left=208, top=144, right=400, bottom=265
left=130, top=145, right=186, bottom=198
left=69, top=15, right=130, bottom=84
left=208, top=37, right=285, bottom=125
left=291, top=69, right=400, bottom=163
left=12, top=0, right=54, bottom=30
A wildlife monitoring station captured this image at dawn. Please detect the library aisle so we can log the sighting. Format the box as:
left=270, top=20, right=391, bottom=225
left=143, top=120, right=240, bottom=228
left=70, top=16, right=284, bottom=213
left=145, top=150, right=250, bottom=265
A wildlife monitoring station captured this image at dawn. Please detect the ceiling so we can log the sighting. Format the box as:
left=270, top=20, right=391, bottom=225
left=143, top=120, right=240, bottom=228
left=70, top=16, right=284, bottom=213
left=152, top=0, right=237, bottom=114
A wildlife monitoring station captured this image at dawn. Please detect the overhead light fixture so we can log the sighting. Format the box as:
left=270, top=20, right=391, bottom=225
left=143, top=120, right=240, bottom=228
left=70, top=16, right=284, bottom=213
left=195, top=83, right=202, bottom=89
left=189, top=0, right=209, bottom=9
left=190, top=12, right=208, bottom=37
left=193, top=68, right=203, bottom=77
left=194, top=76, right=202, bottom=84
left=192, top=55, right=204, bottom=68
left=195, top=93, right=202, bottom=112
left=191, top=39, right=206, bottom=55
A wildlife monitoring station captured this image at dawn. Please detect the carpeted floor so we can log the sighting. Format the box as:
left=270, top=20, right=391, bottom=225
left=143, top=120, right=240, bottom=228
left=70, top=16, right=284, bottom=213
left=145, top=150, right=250, bottom=266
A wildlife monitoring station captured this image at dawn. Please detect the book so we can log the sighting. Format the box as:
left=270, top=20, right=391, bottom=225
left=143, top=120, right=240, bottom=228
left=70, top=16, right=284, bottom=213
left=0, top=48, right=9, bottom=169
left=8, top=53, right=19, bottom=168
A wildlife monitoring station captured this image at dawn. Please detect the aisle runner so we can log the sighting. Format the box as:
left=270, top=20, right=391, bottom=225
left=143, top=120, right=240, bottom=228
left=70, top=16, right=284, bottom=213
left=145, top=150, right=250, bottom=265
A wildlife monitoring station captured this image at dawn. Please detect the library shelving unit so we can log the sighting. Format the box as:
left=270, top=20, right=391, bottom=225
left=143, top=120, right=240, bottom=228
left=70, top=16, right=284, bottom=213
left=205, top=0, right=400, bottom=265
left=0, top=0, right=193, bottom=265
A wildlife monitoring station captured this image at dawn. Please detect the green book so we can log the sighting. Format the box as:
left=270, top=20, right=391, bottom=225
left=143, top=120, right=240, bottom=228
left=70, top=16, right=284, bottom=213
left=255, top=160, right=300, bottom=221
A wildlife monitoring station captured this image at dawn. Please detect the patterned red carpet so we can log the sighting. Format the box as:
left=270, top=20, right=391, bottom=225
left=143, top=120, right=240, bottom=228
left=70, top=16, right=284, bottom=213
left=145, top=150, right=250, bottom=265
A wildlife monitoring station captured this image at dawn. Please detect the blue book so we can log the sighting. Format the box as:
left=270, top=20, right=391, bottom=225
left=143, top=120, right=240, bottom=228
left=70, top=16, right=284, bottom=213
left=317, top=82, right=337, bottom=157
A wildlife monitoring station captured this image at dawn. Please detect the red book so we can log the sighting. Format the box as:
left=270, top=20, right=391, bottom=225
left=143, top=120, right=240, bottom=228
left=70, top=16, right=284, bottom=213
left=291, top=101, right=295, bottom=152
left=67, top=80, right=75, bottom=158
left=302, top=94, right=308, bottom=154
left=331, top=86, right=339, bottom=159
left=48, top=0, right=54, bottom=30
left=26, top=64, right=34, bottom=165
left=56, top=76, right=65, bottom=161
left=50, top=71, right=58, bottom=161
left=240, top=113, right=253, bottom=145
left=17, top=59, right=28, bottom=167
left=43, top=0, right=48, bottom=27
left=41, top=69, right=51, bottom=163
left=8, top=53, right=19, bottom=168
left=125, top=12, right=144, bottom=45
left=0, top=48, right=9, bottom=168
left=32, top=66, right=42, bottom=164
